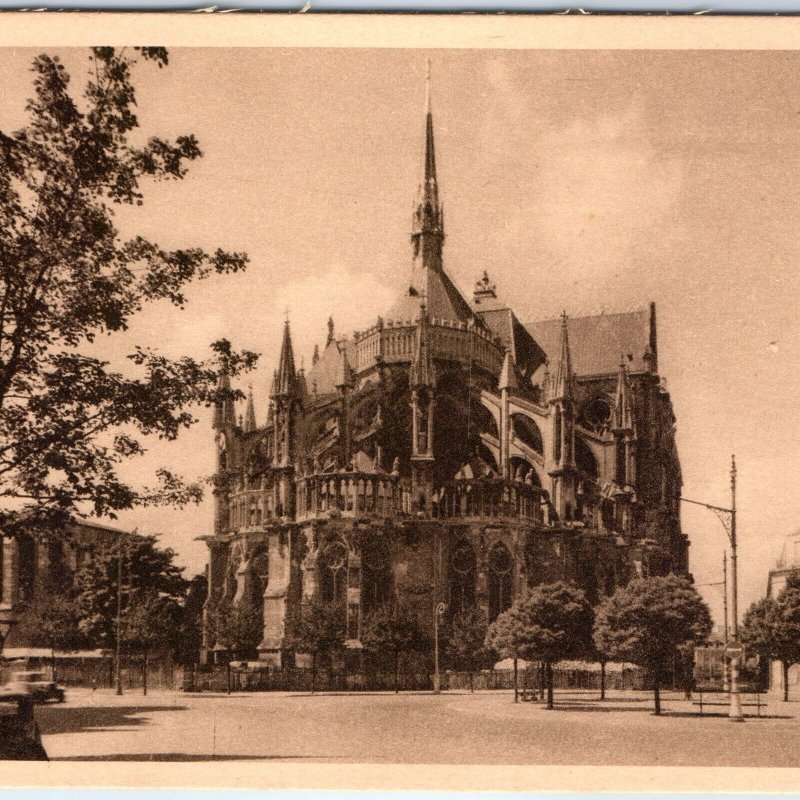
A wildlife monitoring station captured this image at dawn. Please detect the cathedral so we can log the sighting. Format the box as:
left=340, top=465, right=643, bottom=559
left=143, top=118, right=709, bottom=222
left=200, top=78, right=689, bottom=667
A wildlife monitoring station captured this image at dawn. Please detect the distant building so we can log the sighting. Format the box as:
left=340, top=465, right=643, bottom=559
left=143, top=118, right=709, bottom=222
left=1, top=519, right=126, bottom=649
left=200, top=75, right=692, bottom=668
left=766, top=532, right=800, bottom=698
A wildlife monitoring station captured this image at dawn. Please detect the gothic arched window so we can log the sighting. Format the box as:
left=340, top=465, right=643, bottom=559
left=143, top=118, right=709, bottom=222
left=320, top=539, right=348, bottom=608
left=361, top=538, right=391, bottom=615
left=449, top=540, right=476, bottom=617
left=488, top=541, right=514, bottom=621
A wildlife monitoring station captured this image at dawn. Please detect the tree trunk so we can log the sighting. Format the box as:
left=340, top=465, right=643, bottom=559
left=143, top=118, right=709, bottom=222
left=545, top=662, right=554, bottom=709
left=599, top=660, right=606, bottom=701
left=783, top=661, right=790, bottom=702
left=538, top=662, right=545, bottom=700
left=226, top=658, right=231, bottom=695
left=653, top=674, right=661, bottom=715
left=513, top=658, right=519, bottom=703
left=469, top=671, right=474, bottom=693
left=394, top=649, right=400, bottom=694
left=51, top=640, right=56, bottom=684
left=311, top=652, right=317, bottom=694
left=143, top=652, right=148, bottom=696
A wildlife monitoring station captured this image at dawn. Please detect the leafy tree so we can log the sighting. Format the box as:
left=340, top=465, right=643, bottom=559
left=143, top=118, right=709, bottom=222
left=486, top=582, right=594, bottom=709
left=14, top=594, right=87, bottom=679
left=360, top=605, right=422, bottom=693
left=210, top=600, right=263, bottom=660
left=741, top=574, right=800, bottom=701
left=284, top=599, right=346, bottom=692
left=593, top=575, right=712, bottom=715
left=124, top=590, right=183, bottom=695
left=175, top=573, right=207, bottom=667
left=446, top=607, right=494, bottom=693
left=74, top=532, right=187, bottom=649
left=0, top=47, right=256, bottom=539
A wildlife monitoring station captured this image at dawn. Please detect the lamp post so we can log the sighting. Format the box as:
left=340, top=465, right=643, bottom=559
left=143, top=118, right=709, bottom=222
left=433, top=602, right=446, bottom=694
left=681, top=455, right=743, bottom=722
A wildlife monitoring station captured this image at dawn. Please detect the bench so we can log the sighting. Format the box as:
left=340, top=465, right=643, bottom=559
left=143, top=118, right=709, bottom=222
left=519, top=688, right=539, bottom=702
left=692, top=692, right=767, bottom=717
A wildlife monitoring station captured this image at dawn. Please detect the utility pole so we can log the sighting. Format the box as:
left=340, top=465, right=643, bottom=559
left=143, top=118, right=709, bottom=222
left=728, top=455, right=743, bottom=721
left=723, top=551, right=729, bottom=691
left=115, top=543, right=123, bottom=696
left=680, top=454, right=743, bottom=722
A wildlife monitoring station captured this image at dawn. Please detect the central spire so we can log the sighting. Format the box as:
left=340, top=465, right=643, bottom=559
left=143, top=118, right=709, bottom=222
left=412, top=59, right=444, bottom=272
left=387, top=61, right=473, bottom=325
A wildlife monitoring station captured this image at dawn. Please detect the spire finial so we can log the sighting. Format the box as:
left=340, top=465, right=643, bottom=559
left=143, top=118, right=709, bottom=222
left=425, top=58, right=431, bottom=114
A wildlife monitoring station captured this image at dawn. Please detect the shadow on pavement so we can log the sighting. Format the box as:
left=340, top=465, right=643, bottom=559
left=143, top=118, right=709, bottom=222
left=48, top=753, right=320, bottom=761
left=37, top=705, right=187, bottom=736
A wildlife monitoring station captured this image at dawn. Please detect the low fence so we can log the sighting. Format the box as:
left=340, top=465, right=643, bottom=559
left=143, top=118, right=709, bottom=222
left=1, top=655, right=182, bottom=691
left=184, top=663, right=647, bottom=694
left=184, top=666, right=434, bottom=693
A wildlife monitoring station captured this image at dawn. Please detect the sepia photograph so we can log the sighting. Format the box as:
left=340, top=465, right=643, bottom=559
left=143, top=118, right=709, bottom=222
left=0, top=12, right=799, bottom=789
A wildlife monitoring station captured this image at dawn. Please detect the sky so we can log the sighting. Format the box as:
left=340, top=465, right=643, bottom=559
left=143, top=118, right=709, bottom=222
left=2, top=46, right=799, bottom=628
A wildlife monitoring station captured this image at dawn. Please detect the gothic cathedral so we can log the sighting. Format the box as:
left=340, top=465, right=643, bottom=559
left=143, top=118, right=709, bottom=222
left=201, top=78, right=689, bottom=667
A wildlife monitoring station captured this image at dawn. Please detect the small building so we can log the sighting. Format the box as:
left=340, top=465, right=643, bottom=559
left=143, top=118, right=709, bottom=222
left=1, top=518, right=127, bottom=649
left=766, top=532, right=800, bottom=699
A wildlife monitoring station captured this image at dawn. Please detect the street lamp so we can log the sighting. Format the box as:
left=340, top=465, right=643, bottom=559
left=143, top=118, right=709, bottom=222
left=681, top=455, right=744, bottom=722
left=433, top=602, right=446, bottom=694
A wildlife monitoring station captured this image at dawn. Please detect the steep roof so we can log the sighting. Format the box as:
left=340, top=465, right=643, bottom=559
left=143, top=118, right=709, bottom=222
left=305, top=339, right=355, bottom=399
left=385, top=266, right=475, bottom=326
left=274, top=321, right=298, bottom=396
left=476, top=306, right=546, bottom=379
left=526, top=309, right=651, bottom=378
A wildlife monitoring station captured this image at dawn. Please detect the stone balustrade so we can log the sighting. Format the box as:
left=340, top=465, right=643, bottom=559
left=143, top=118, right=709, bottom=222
left=432, top=478, right=546, bottom=524
left=352, top=318, right=505, bottom=375
left=296, top=472, right=404, bottom=520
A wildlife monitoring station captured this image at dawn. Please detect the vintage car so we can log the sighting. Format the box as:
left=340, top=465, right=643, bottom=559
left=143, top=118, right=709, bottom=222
left=0, top=691, right=48, bottom=760
left=5, top=671, right=65, bottom=704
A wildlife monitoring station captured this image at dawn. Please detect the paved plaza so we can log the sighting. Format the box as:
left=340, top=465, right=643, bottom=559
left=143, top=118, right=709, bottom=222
left=34, top=688, right=800, bottom=766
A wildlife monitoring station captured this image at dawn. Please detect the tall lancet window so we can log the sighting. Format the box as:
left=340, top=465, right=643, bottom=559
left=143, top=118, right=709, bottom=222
left=320, top=539, right=348, bottom=610
left=488, top=542, right=514, bottom=621
left=361, top=538, right=391, bottom=615
left=449, top=540, right=476, bottom=617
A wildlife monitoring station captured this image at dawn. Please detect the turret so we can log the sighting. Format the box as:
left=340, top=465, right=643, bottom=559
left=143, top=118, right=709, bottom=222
left=548, top=312, right=577, bottom=521
left=498, top=348, right=518, bottom=481
left=243, top=384, right=257, bottom=433
left=410, top=304, right=436, bottom=511
left=613, top=357, right=638, bottom=521
left=334, top=346, right=354, bottom=468
left=212, top=370, right=236, bottom=432
left=271, top=321, right=301, bottom=518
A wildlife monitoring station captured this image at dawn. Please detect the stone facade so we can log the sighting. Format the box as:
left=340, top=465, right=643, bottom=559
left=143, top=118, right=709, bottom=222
left=200, top=82, right=690, bottom=667
left=1, top=519, right=125, bottom=648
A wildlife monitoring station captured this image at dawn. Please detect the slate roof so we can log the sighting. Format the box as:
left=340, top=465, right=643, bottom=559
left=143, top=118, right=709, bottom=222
left=475, top=307, right=547, bottom=379
left=305, top=339, right=355, bottom=399
left=385, top=265, right=475, bottom=326
left=525, top=309, right=651, bottom=378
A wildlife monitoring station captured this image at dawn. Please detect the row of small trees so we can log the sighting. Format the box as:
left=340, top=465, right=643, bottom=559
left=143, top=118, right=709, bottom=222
left=278, top=574, right=712, bottom=713
left=488, top=575, right=711, bottom=714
